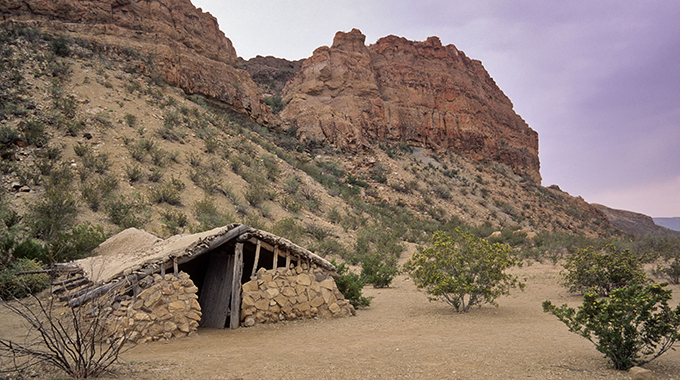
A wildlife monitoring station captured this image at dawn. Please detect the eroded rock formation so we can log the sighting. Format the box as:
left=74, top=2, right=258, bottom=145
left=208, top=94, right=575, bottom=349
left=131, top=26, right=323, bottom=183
left=0, top=0, right=273, bottom=125
left=282, top=29, right=540, bottom=182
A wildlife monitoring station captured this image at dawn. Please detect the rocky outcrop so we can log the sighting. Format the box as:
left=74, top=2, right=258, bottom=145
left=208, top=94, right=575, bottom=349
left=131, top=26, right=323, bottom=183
left=240, top=55, right=303, bottom=96
left=0, top=0, right=273, bottom=125
left=282, top=29, right=540, bottom=182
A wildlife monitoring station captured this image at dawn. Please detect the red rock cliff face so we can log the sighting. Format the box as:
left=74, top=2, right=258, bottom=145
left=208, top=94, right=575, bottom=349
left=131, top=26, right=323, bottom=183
left=282, top=29, right=540, bottom=182
left=0, top=0, right=273, bottom=125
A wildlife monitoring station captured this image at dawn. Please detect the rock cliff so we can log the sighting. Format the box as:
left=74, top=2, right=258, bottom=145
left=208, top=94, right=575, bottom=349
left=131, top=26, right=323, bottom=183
left=281, top=29, right=540, bottom=182
left=0, top=0, right=273, bottom=125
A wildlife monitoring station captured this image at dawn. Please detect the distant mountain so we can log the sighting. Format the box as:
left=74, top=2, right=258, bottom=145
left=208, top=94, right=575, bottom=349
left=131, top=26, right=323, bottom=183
left=593, top=205, right=680, bottom=237
left=654, top=217, right=680, bottom=232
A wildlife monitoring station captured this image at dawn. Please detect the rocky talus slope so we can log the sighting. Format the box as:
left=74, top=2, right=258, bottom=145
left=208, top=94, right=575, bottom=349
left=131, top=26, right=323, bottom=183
left=281, top=29, right=540, bottom=183
left=0, top=0, right=274, bottom=125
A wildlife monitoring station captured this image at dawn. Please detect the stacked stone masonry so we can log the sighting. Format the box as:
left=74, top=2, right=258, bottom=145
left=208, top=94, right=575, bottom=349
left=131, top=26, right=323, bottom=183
left=240, top=263, right=355, bottom=327
left=109, top=271, right=201, bottom=343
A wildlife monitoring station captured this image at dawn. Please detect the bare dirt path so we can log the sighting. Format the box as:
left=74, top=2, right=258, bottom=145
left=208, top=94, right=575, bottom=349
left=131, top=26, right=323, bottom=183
left=2, top=263, right=679, bottom=379
left=110, top=263, right=679, bottom=380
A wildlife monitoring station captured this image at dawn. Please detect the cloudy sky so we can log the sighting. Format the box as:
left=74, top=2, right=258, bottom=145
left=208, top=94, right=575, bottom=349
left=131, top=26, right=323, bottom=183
left=192, top=0, right=680, bottom=217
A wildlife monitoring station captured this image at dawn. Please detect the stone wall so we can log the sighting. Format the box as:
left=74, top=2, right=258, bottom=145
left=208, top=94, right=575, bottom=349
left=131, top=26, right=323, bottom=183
left=240, top=263, right=355, bottom=327
left=109, top=271, right=201, bottom=343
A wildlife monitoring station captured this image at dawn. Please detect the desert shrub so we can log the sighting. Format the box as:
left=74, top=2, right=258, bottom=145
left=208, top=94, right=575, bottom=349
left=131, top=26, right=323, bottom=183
left=50, top=35, right=71, bottom=57
left=124, top=163, right=143, bottom=182
left=147, top=167, right=165, bottom=182
left=270, top=218, right=305, bottom=245
left=26, top=174, right=77, bottom=241
left=543, top=283, right=680, bottom=370
left=562, top=245, right=648, bottom=296
left=311, top=238, right=347, bottom=258
left=0, top=258, right=49, bottom=300
left=148, top=183, right=181, bottom=205
left=192, top=197, right=232, bottom=232
left=404, top=229, right=524, bottom=312
left=123, top=113, right=137, bottom=127
left=264, top=95, right=284, bottom=114
left=160, top=209, right=188, bottom=236
left=105, top=194, right=145, bottom=228
left=72, top=141, right=91, bottom=157
left=20, top=119, right=49, bottom=147
left=48, top=222, right=108, bottom=263
left=244, top=183, right=266, bottom=207
left=361, top=254, right=398, bottom=288
left=333, top=260, right=372, bottom=308
left=640, top=233, right=680, bottom=284
left=0, top=292, right=130, bottom=378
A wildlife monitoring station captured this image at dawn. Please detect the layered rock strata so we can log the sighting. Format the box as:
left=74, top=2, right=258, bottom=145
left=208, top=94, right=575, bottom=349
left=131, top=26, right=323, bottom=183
left=0, top=0, right=273, bottom=125
left=282, top=29, right=540, bottom=182
left=240, top=263, right=355, bottom=327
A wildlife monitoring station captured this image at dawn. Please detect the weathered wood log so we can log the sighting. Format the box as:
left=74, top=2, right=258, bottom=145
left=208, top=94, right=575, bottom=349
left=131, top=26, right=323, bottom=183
left=230, top=243, right=244, bottom=329
left=52, top=277, right=90, bottom=294
left=52, top=275, right=85, bottom=287
left=251, top=239, right=261, bottom=279
left=67, top=275, right=137, bottom=307
left=272, top=245, right=278, bottom=270
left=172, top=224, right=250, bottom=269
left=59, top=284, right=95, bottom=302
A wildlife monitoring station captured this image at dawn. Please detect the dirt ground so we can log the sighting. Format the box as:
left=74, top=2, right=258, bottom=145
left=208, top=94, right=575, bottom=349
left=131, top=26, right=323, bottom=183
left=2, top=262, right=680, bottom=380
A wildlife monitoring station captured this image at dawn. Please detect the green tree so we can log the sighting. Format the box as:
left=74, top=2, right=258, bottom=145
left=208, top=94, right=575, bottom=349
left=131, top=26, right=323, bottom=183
left=333, top=260, right=372, bottom=308
left=543, top=283, right=680, bottom=370
left=404, top=229, right=524, bottom=313
left=562, top=245, right=648, bottom=296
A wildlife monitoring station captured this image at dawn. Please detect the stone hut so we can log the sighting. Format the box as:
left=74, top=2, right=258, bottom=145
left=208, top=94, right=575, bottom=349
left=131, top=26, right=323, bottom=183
left=52, top=224, right=354, bottom=343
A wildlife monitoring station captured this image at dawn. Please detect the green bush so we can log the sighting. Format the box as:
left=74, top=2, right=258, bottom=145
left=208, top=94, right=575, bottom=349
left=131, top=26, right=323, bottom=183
left=192, top=197, right=232, bottom=232
left=50, top=35, right=71, bottom=57
left=105, top=194, right=145, bottom=228
left=148, top=183, right=182, bottom=205
left=333, top=260, right=371, bottom=308
left=543, top=283, right=680, bottom=370
left=562, top=245, right=648, bottom=296
left=404, top=229, right=524, bottom=313
left=48, top=222, right=108, bottom=263
left=0, top=258, right=50, bottom=300
left=361, top=254, right=398, bottom=288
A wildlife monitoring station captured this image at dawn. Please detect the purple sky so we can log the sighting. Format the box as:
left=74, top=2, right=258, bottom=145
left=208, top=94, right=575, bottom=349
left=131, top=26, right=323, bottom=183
left=191, top=0, right=680, bottom=217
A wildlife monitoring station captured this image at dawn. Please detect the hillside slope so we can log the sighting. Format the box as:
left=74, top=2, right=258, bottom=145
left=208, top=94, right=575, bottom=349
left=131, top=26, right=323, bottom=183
left=1, top=3, right=622, bottom=269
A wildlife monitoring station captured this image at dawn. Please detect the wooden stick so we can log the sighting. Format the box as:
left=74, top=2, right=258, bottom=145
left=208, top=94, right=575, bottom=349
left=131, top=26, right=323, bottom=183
left=273, top=245, right=278, bottom=270
left=173, top=257, right=178, bottom=277
left=230, top=243, right=244, bottom=329
left=52, top=275, right=86, bottom=287
left=285, top=250, right=291, bottom=270
left=251, top=239, right=261, bottom=279
left=52, top=278, right=90, bottom=294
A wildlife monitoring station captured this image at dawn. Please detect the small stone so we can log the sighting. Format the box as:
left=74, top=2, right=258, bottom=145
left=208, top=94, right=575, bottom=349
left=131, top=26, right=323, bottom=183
left=243, top=316, right=255, bottom=327
left=282, top=287, right=297, bottom=297
left=144, top=290, right=162, bottom=308
left=242, top=295, right=256, bottom=307
left=163, top=321, right=177, bottom=332
left=329, top=303, right=341, bottom=314
left=184, top=285, right=198, bottom=294
left=255, top=299, right=269, bottom=311
left=242, top=280, right=259, bottom=293
left=168, top=301, right=186, bottom=313
left=134, top=312, right=150, bottom=321
left=274, top=294, right=288, bottom=307
left=296, top=274, right=312, bottom=286
left=185, top=311, right=202, bottom=321
left=178, top=323, right=190, bottom=333
left=310, top=296, right=324, bottom=308
left=266, top=288, right=280, bottom=298
left=260, top=274, right=273, bottom=282
left=629, top=367, right=653, bottom=380
left=320, top=279, right=335, bottom=290
left=297, top=301, right=311, bottom=312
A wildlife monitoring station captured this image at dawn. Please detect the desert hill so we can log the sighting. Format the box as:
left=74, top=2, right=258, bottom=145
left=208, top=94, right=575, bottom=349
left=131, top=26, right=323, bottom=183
left=0, top=0, right=628, bottom=271
left=654, top=217, right=680, bottom=232
left=593, top=204, right=680, bottom=238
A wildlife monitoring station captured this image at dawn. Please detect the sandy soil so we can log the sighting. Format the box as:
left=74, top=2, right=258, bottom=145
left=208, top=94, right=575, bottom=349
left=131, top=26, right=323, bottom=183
left=2, top=263, right=680, bottom=380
